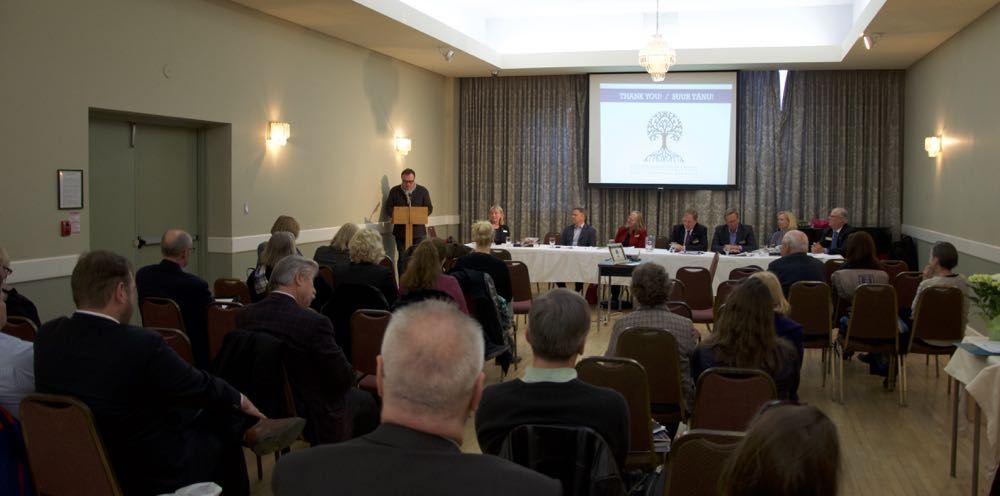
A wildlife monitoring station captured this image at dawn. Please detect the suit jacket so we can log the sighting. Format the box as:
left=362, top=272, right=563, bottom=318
left=34, top=312, right=243, bottom=495
left=710, top=223, right=758, bottom=253
left=333, top=262, right=398, bottom=306
left=272, top=423, right=562, bottom=496
left=767, top=252, right=826, bottom=296
left=235, top=293, right=355, bottom=444
left=136, top=259, right=214, bottom=367
left=818, top=224, right=855, bottom=256
left=613, top=226, right=647, bottom=248
left=560, top=223, right=597, bottom=247
left=384, top=184, right=433, bottom=239
left=669, top=224, right=709, bottom=252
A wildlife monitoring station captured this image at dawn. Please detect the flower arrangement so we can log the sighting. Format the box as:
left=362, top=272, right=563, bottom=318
left=968, top=273, right=1000, bottom=339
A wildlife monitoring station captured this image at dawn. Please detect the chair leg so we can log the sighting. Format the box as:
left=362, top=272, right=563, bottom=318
left=820, top=348, right=827, bottom=388
left=256, top=454, right=263, bottom=481
left=925, top=355, right=930, bottom=365
left=835, top=342, right=844, bottom=404
left=900, top=355, right=907, bottom=406
left=935, top=355, right=940, bottom=377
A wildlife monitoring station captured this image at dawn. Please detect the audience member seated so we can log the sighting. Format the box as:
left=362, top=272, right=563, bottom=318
left=605, top=263, right=699, bottom=410
left=34, top=250, right=304, bottom=496
left=768, top=210, right=797, bottom=248
left=452, top=221, right=513, bottom=302
left=910, top=241, right=969, bottom=329
left=0, top=295, right=34, bottom=420
left=333, top=228, right=398, bottom=307
left=692, top=278, right=800, bottom=399
left=272, top=300, right=561, bottom=496
left=811, top=207, right=855, bottom=256
left=767, top=230, right=826, bottom=296
left=720, top=402, right=840, bottom=496
left=749, top=272, right=805, bottom=372
left=831, top=231, right=889, bottom=305
left=256, top=215, right=301, bottom=265
left=400, top=239, right=468, bottom=314
left=606, top=210, right=647, bottom=308
left=490, top=205, right=512, bottom=245
left=235, top=256, right=378, bottom=445
left=711, top=208, right=758, bottom=254
left=476, top=289, right=630, bottom=469
left=249, top=231, right=297, bottom=303
left=313, top=222, right=359, bottom=269
left=0, top=247, right=40, bottom=327
left=136, top=229, right=214, bottom=367
left=669, top=208, right=709, bottom=252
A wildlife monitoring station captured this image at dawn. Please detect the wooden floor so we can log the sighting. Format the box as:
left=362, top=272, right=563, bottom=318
left=250, top=306, right=997, bottom=496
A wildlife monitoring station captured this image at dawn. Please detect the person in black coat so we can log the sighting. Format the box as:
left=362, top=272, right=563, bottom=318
left=136, top=229, right=214, bottom=367
left=332, top=228, right=398, bottom=306
left=383, top=168, right=433, bottom=268
left=453, top=221, right=513, bottom=301
left=669, top=208, right=710, bottom=252
left=557, top=207, right=597, bottom=292
left=711, top=209, right=758, bottom=254
left=811, top=207, right=855, bottom=256
left=767, top=230, right=826, bottom=296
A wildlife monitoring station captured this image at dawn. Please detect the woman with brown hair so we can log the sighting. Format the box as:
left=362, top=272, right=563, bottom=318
left=831, top=230, right=888, bottom=303
left=399, top=239, right=468, bottom=314
left=691, top=277, right=801, bottom=399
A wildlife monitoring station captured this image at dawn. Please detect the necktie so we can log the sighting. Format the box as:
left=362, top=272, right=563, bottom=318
left=684, top=230, right=691, bottom=247
left=832, top=230, right=839, bottom=248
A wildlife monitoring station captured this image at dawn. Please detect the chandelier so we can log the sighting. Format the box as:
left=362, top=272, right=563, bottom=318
left=638, top=0, right=676, bottom=82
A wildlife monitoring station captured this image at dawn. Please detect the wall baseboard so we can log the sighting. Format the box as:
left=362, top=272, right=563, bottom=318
left=901, top=224, right=1000, bottom=263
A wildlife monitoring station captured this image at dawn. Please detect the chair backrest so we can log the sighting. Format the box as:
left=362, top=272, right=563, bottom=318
left=140, top=297, right=186, bottom=333
left=318, top=266, right=335, bottom=288
left=893, top=271, right=923, bottom=311
left=667, top=301, right=693, bottom=320
left=576, top=357, right=657, bottom=470
left=675, top=267, right=713, bottom=310
left=615, top=327, right=686, bottom=424
left=151, top=327, right=195, bottom=364
left=2, top=315, right=37, bottom=342
left=689, top=367, right=777, bottom=431
left=823, top=259, right=845, bottom=284
left=505, top=260, right=533, bottom=303
left=325, top=284, right=389, bottom=360
left=911, top=286, right=965, bottom=344
left=663, top=429, right=744, bottom=496
left=668, top=279, right=686, bottom=302
left=845, top=284, right=898, bottom=345
left=499, top=424, right=626, bottom=496
left=378, top=256, right=396, bottom=281
left=788, top=281, right=833, bottom=347
left=490, top=248, right=512, bottom=261
left=879, top=259, right=909, bottom=282
left=350, top=309, right=392, bottom=378
left=713, top=280, right=741, bottom=317
left=213, top=277, right=252, bottom=304
left=655, top=236, right=671, bottom=249
left=728, top=266, right=762, bottom=280
left=206, top=302, right=242, bottom=362
left=544, top=231, right=561, bottom=245
left=20, top=393, right=123, bottom=496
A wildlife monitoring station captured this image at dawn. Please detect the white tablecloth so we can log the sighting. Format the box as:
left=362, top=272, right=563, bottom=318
left=945, top=332, right=1000, bottom=463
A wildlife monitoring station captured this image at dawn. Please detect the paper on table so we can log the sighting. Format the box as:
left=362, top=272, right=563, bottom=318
left=975, top=341, right=1000, bottom=353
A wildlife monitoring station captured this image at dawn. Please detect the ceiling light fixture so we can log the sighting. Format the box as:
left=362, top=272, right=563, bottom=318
left=438, top=47, right=455, bottom=63
left=638, top=0, right=676, bottom=82
left=861, top=32, right=882, bottom=50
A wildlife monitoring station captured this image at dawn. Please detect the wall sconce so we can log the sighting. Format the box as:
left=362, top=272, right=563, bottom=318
left=267, top=121, right=290, bottom=146
left=924, top=135, right=942, bottom=157
left=394, top=136, right=412, bottom=155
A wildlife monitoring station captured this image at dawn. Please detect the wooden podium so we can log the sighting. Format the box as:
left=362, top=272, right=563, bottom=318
left=392, top=206, right=428, bottom=250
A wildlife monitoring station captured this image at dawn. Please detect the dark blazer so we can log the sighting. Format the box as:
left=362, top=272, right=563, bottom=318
left=767, top=252, right=826, bottom=296
left=817, top=224, right=855, bottom=256
left=494, top=224, right=512, bottom=245
left=333, top=262, right=398, bottom=306
left=34, top=312, right=244, bottom=495
left=710, top=223, right=758, bottom=253
left=384, top=184, right=433, bottom=239
left=272, top=423, right=562, bottom=496
left=560, top=223, right=597, bottom=247
left=136, top=259, right=214, bottom=367
left=312, top=245, right=350, bottom=269
left=669, top=223, right=709, bottom=252
left=235, top=293, right=355, bottom=444
left=452, top=252, right=513, bottom=301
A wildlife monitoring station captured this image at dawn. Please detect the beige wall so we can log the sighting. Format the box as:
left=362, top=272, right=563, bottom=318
left=0, top=0, right=458, bottom=320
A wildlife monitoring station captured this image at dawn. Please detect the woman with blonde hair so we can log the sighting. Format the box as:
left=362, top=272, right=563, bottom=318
left=332, top=228, right=397, bottom=306
left=605, top=211, right=647, bottom=309
left=749, top=271, right=804, bottom=370
left=314, top=223, right=359, bottom=269
left=399, top=239, right=468, bottom=313
left=769, top=211, right=798, bottom=247
left=489, top=205, right=511, bottom=244
left=453, top=221, right=512, bottom=301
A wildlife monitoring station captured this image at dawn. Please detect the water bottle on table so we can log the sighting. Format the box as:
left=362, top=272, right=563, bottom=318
left=645, top=234, right=654, bottom=252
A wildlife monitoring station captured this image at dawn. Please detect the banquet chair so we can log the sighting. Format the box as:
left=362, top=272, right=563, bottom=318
left=788, top=281, right=834, bottom=386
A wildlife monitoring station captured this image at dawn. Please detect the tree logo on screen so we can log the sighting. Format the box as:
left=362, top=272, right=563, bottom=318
left=644, top=111, right=684, bottom=163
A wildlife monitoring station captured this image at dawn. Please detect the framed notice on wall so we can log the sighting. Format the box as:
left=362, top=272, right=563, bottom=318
left=58, top=169, right=84, bottom=210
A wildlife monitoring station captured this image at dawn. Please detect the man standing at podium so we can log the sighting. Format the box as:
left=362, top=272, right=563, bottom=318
left=384, top=168, right=433, bottom=270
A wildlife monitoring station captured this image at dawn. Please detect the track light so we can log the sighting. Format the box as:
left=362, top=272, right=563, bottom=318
left=438, top=47, right=455, bottom=63
left=861, top=32, right=882, bottom=50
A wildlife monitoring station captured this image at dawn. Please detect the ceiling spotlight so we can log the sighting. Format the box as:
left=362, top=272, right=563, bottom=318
left=491, top=70, right=499, bottom=77
left=861, top=32, right=882, bottom=50
left=438, top=47, right=455, bottom=63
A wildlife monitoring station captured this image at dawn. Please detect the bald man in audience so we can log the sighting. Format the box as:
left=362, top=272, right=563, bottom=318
left=272, top=300, right=560, bottom=496
left=811, top=207, right=855, bottom=256
left=767, top=230, right=826, bottom=296
left=136, top=229, right=214, bottom=367
left=35, top=250, right=304, bottom=496
left=475, top=289, right=630, bottom=469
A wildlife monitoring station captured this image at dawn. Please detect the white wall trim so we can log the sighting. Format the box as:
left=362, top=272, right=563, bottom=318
left=902, top=224, right=1000, bottom=263
left=7, top=255, right=79, bottom=284
left=206, top=214, right=461, bottom=254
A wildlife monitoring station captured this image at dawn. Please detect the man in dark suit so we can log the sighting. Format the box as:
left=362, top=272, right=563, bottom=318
left=768, top=230, right=826, bottom=296
left=383, top=168, right=433, bottom=272
left=669, top=208, right=709, bottom=252
left=557, top=207, right=597, bottom=292
left=711, top=208, right=758, bottom=254
left=272, top=299, right=560, bottom=496
left=34, top=250, right=304, bottom=496
left=236, top=255, right=378, bottom=445
left=476, top=289, right=630, bottom=469
left=136, top=229, right=214, bottom=367
left=811, top=207, right=855, bottom=256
